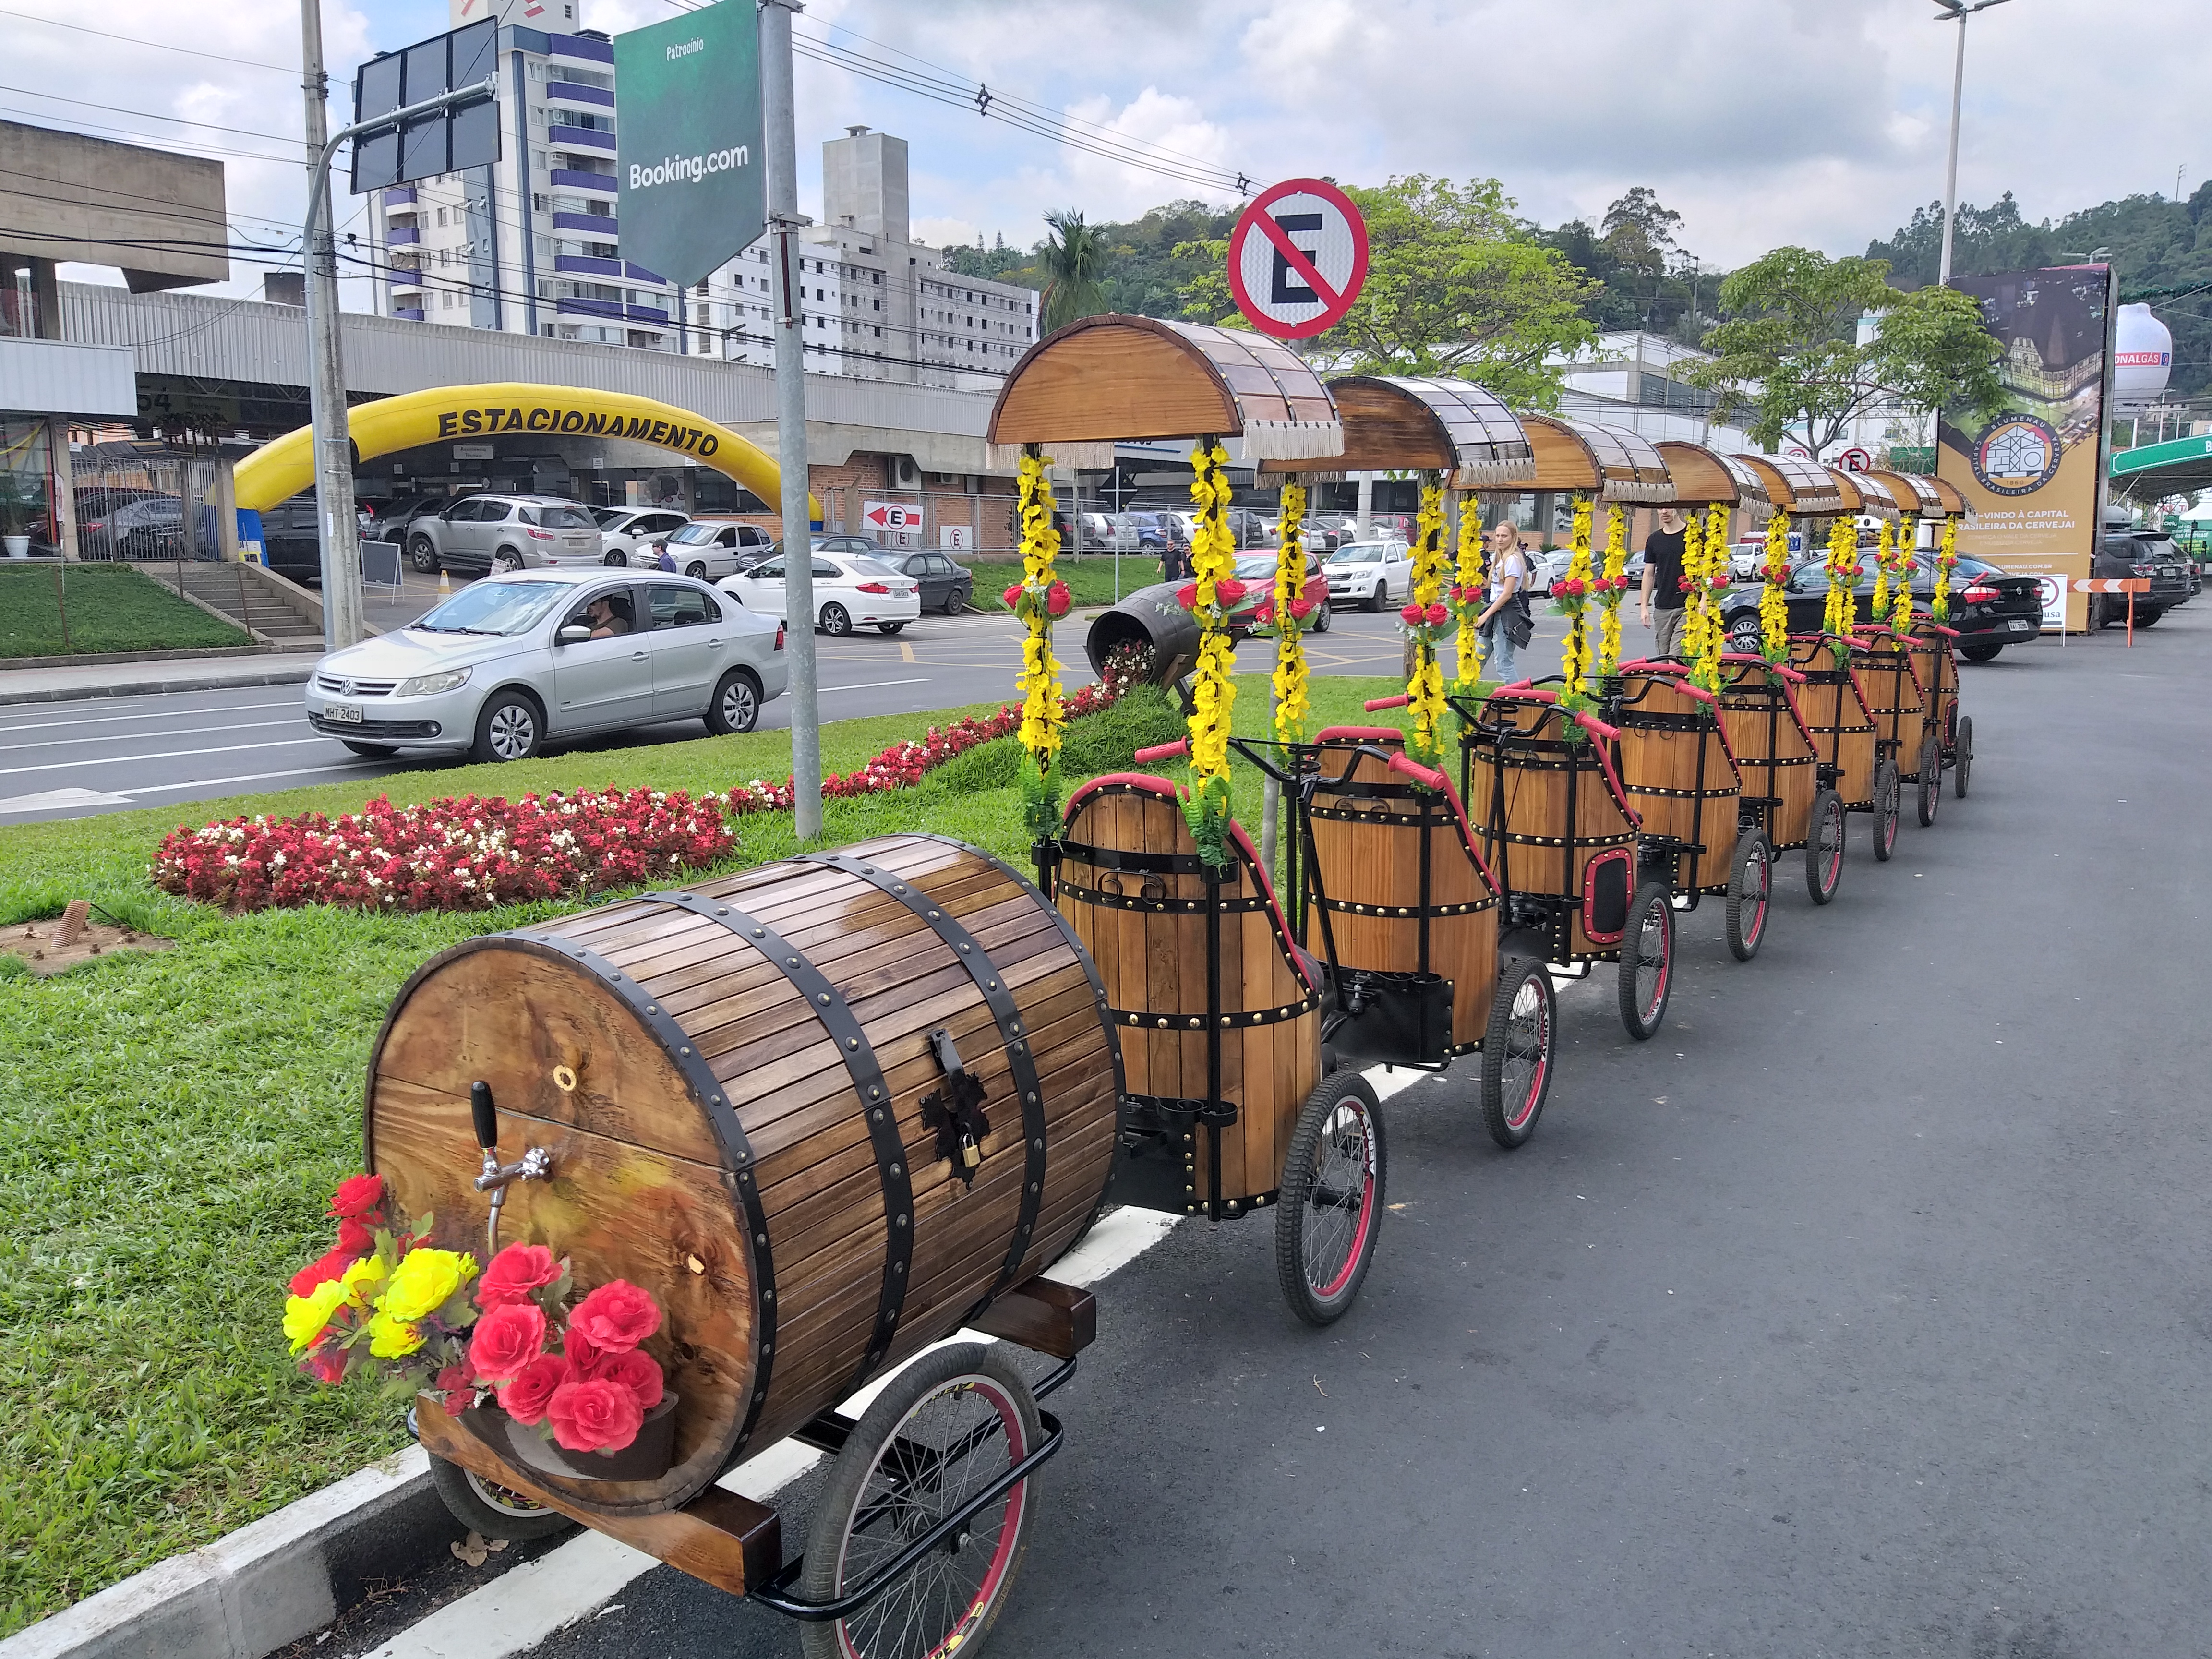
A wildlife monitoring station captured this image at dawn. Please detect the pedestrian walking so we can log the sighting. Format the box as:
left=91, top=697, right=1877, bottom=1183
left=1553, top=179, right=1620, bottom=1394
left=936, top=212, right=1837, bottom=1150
left=1475, top=521, right=1533, bottom=682
left=1639, top=506, right=1689, bottom=660
left=656, top=542, right=678, bottom=573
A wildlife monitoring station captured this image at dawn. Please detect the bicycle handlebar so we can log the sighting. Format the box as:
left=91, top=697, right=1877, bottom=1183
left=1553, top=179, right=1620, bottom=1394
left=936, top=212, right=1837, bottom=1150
left=1363, top=694, right=1412, bottom=712
left=1132, top=739, right=1189, bottom=765
left=1386, top=751, right=1451, bottom=792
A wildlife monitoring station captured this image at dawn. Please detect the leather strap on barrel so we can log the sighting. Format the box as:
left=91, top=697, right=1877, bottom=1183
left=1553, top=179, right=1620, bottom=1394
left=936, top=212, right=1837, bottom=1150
left=638, top=890, right=914, bottom=1401
left=514, top=929, right=783, bottom=1456
left=798, top=850, right=1049, bottom=1312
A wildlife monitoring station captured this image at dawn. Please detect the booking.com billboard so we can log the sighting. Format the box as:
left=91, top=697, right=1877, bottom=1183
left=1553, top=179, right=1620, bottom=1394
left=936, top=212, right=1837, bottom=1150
left=613, top=3, right=765, bottom=290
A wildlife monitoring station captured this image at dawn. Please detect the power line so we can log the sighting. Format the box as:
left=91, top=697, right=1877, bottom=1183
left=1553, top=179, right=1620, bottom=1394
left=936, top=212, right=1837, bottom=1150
left=0, top=7, right=298, bottom=75
left=0, top=83, right=307, bottom=149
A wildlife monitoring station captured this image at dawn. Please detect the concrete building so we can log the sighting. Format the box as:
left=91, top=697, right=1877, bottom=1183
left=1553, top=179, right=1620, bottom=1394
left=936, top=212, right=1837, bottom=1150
left=362, top=13, right=1038, bottom=389
left=0, top=123, right=213, bottom=557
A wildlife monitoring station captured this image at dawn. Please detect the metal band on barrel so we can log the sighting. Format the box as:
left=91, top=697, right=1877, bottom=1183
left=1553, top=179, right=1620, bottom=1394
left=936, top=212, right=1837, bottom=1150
left=798, top=850, right=1051, bottom=1310
left=636, top=890, right=915, bottom=1402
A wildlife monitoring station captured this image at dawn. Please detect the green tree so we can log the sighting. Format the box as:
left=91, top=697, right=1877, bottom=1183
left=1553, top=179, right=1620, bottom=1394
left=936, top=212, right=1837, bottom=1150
left=1177, top=175, right=1598, bottom=409
left=1685, top=246, right=2004, bottom=458
left=1039, top=209, right=1110, bottom=332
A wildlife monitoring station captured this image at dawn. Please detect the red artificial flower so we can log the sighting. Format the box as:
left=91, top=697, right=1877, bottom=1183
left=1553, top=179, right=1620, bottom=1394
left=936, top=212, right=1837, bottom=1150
left=336, top=1217, right=374, bottom=1255
left=1252, top=600, right=1276, bottom=625
left=1045, top=579, right=1071, bottom=618
left=289, top=1244, right=360, bottom=1298
left=545, top=1375, right=646, bottom=1454
left=1425, top=602, right=1448, bottom=626
left=302, top=1350, right=349, bottom=1385
left=327, top=1174, right=385, bottom=1222
left=1288, top=598, right=1316, bottom=620
left=563, top=1322, right=604, bottom=1376
left=469, top=1301, right=548, bottom=1386
left=1001, top=582, right=1023, bottom=608
left=1216, top=578, right=1248, bottom=606
left=477, top=1243, right=561, bottom=1308
left=1399, top=603, right=1425, bottom=626
left=498, top=1354, right=570, bottom=1426
left=569, top=1281, right=661, bottom=1354
left=434, top=1362, right=475, bottom=1414
left=596, top=1347, right=665, bottom=1410
left=1175, top=581, right=1199, bottom=610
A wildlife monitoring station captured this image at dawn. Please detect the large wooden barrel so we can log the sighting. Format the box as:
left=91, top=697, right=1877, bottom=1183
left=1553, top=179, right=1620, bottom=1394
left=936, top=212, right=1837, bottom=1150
left=1787, top=637, right=1878, bottom=807
left=1609, top=670, right=1743, bottom=896
left=1717, top=660, right=1820, bottom=849
left=1906, top=621, right=1960, bottom=754
left=1849, top=631, right=1929, bottom=763
left=1054, top=775, right=1322, bottom=1215
left=365, top=834, right=1120, bottom=1519
left=1306, top=729, right=1499, bottom=1051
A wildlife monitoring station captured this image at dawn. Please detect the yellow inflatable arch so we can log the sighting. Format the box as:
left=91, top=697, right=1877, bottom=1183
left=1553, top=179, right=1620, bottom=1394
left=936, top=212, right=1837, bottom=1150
left=232, top=382, right=818, bottom=520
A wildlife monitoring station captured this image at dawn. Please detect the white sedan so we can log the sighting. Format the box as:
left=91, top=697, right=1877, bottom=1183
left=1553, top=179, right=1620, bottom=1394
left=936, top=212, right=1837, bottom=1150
left=720, top=552, right=922, bottom=636
left=594, top=506, right=691, bottom=567
left=1323, top=540, right=1414, bottom=611
left=304, top=570, right=787, bottom=763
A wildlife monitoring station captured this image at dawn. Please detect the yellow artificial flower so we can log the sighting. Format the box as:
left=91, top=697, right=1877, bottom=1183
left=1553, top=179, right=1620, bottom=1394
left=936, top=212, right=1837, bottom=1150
left=1272, top=482, right=1310, bottom=743
left=283, top=1278, right=349, bottom=1356
left=1594, top=504, right=1630, bottom=677
left=1453, top=499, right=1488, bottom=689
left=1691, top=505, right=1729, bottom=690
left=379, top=1247, right=475, bottom=1323
left=339, top=1254, right=387, bottom=1308
left=367, top=1310, right=426, bottom=1359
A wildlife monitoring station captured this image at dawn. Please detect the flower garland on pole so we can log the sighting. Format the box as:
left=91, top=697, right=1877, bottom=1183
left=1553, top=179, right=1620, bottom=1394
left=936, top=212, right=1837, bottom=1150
left=1261, top=480, right=1314, bottom=742
left=1451, top=497, right=1488, bottom=691
left=1932, top=514, right=1960, bottom=623
left=1010, top=445, right=1072, bottom=839
left=1822, top=515, right=1860, bottom=657
left=1551, top=493, right=1597, bottom=716
left=1688, top=504, right=1731, bottom=691
left=1399, top=475, right=1453, bottom=768
left=1177, top=439, right=1241, bottom=863
left=1758, top=508, right=1791, bottom=663
left=1593, top=502, right=1631, bottom=677
left=1868, top=518, right=1896, bottom=627
left=1891, top=514, right=1919, bottom=634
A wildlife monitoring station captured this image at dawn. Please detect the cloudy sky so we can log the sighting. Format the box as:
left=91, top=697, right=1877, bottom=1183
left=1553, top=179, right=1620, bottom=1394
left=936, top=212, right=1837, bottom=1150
left=12, top=0, right=2209, bottom=309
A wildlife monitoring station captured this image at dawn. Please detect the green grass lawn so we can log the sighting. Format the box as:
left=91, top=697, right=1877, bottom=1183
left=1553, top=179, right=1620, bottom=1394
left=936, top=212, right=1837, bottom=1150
left=962, top=554, right=1165, bottom=613
left=0, top=674, right=1412, bottom=1635
left=0, top=564, right=252, bottom=659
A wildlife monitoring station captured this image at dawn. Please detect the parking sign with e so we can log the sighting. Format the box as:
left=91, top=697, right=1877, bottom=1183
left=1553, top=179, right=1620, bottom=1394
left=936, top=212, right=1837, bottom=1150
left=1226, top=179, right=1369, bottom=341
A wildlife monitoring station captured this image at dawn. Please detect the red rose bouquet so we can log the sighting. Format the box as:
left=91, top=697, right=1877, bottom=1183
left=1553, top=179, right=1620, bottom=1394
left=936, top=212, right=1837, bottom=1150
left=466, top=1245, right=669, bottom=1455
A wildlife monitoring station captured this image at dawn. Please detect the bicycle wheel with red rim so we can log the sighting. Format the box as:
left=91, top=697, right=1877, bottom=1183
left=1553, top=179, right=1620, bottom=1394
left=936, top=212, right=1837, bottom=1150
left=1953, top=715, right=1973, bottom=799
left=1725, top=830, right=1771, bottom=962
left=1915, top=732, right=1941, bottom=827
left=797, top=1344, right=1040, bottom=1659
left=1872, top=760, right=1901, bottom=862
left=1805, top=788, right=1845, bottom=905
left=1480, top=958, right=1556, bottom=1149
left=1616, top=880, right=1674, bottom=1040
left=1274, top=1071, right=1385, bottom=1326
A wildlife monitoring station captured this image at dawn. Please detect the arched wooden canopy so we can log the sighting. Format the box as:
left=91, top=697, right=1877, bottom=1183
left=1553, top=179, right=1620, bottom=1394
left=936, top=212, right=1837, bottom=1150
left=1522, top=415, right=1675, bottom=502
left=1257, top=375, right=1534, bottom=487
left=1653, top=440, right=1773, bottom=517
left=1827, top=466, right=1901, bottom=523
left=1729, top=453, right=1847, bottom=517
left=1923, top=474, right=1969, bottom=516
left=986, top=314, right=1342, bottom=467
left=1866, top=469, right=1952, bottom=518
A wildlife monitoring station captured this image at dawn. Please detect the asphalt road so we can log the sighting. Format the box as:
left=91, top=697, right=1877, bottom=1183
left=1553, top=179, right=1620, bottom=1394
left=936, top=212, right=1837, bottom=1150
left=268, top=604, right=2212, bottom=1658
left=0, top=601, right=1428, bottom=826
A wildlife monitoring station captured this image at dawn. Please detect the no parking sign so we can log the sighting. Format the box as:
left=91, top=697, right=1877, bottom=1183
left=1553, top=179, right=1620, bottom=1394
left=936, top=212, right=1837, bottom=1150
left=1226, top=179, right=1369, bottom=340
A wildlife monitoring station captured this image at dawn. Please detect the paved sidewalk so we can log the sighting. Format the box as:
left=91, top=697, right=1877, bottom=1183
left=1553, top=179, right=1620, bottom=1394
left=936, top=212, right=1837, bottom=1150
left=0, top=652, right=320, bottom=707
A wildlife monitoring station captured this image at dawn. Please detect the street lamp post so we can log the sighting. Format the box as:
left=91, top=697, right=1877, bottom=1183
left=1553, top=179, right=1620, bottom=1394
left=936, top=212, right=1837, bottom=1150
left=1933, top=0, right=2016, bottom=286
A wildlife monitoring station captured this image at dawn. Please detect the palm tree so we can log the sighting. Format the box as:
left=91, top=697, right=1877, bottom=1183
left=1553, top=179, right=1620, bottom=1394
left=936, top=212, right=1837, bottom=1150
left=1039, top=209, right=1109, bottom=333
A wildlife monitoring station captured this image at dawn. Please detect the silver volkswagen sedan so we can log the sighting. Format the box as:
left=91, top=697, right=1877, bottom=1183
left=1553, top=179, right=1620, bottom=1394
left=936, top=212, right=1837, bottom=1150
left=305, top=570, right=789, bottom=763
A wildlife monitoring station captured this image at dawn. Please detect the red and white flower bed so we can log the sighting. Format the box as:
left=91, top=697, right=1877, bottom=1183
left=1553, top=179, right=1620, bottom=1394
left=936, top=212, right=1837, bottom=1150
left=153, top=675, right=1133, bottom=913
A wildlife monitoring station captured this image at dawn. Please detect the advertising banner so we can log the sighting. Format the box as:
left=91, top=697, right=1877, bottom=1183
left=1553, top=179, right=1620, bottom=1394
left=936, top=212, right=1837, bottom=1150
left=613, top=4, right=766, bottom=289
left=1937, top=266, right=2116, bottom=632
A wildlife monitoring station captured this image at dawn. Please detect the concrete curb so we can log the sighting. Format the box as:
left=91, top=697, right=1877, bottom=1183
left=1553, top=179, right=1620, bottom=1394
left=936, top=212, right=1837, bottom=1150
left=0, top=664, right=316, bottom=707
left=0, top=648, right=283, bottom=671
left=0, top=1449, right=447, bottom=1659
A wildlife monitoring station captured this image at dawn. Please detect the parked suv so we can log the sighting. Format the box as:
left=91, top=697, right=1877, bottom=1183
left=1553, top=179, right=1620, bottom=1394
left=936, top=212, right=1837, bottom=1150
left=404, top=495, right=601, bottom=575
left=2093, top=508, right=2194, bottom=628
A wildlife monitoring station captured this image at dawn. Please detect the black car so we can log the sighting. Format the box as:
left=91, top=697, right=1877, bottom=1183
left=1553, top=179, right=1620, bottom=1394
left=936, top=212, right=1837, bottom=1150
left=363, top=493, right=450, bottom=543
left=1719, top=551, right=2043, bottom=662
left=2092, top=512, right=2193, bottom=628
left=892, top=550, right=973, bottom=614
left=255, top=494, right=326, bottom=584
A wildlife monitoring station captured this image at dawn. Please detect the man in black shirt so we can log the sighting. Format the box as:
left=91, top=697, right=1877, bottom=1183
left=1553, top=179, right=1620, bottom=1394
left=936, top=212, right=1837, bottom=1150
left=1638, top=506, right=1689, bottom=660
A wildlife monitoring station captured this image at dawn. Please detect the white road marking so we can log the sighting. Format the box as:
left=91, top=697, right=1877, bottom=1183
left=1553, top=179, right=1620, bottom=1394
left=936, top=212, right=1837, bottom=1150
left=819, top=677, right=929, bottom=694
left=0, top=698, right=303, bottom=734
left=0, top=786, right=136, bottom=814
left=0, top=717, right=312, bottom=755
left=117, top=761, right=394, bottom=798
left=0, top=737, right=341, bottom=780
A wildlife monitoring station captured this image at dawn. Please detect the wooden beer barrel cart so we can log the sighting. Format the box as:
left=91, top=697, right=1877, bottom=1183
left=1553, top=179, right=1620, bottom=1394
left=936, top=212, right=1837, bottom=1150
left=384, top=836, right=1121, bottom=1659
left=1710, top=651, right=1847, bottom=904
left=1234, top=375, right=1560, bottom=1148
left=988, top=315, right=1392, bottom=1326
left=1868, top=469, right=1975, bottom=815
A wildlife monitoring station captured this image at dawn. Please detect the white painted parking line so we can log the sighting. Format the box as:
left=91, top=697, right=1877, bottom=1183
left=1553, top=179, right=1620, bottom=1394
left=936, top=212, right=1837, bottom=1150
left=0, top=737, right=342, bottom=780
left=117, top=761, right=395, bottom=798
left=0, top=786, right=138, bottom=815
left=819, top=677, right=929, bottom=694
left=0, top=698, right=304, bottom=734
left=0, top=718, right=312, bottom=755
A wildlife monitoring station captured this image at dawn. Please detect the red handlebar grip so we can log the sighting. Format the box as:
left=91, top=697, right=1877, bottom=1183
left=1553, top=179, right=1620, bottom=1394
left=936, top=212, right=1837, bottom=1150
left=1386, top=751, right=1450, bottom=791
left=1132, top=740, right=1189, bottom=764
left=1575, top=712, right=1622, bottom=742
left=1363, top=694, right=1412, bottom=712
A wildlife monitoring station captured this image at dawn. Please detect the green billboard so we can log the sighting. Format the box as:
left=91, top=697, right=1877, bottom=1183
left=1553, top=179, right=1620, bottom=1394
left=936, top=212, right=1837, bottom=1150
left=613, top=3, right=766, bottom=289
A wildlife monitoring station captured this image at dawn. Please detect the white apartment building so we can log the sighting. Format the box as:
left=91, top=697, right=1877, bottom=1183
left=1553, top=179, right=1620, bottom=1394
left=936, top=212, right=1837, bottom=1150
left=363, top=10, right=1037, bottom=388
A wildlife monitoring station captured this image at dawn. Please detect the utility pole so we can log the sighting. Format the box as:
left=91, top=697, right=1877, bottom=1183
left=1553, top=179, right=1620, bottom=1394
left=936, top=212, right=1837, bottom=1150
left=1934, top=0, right=2015, bottom=286
left=301, top=0, right=364, bottom=652
left=761, top=0, right=822, bottom=840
